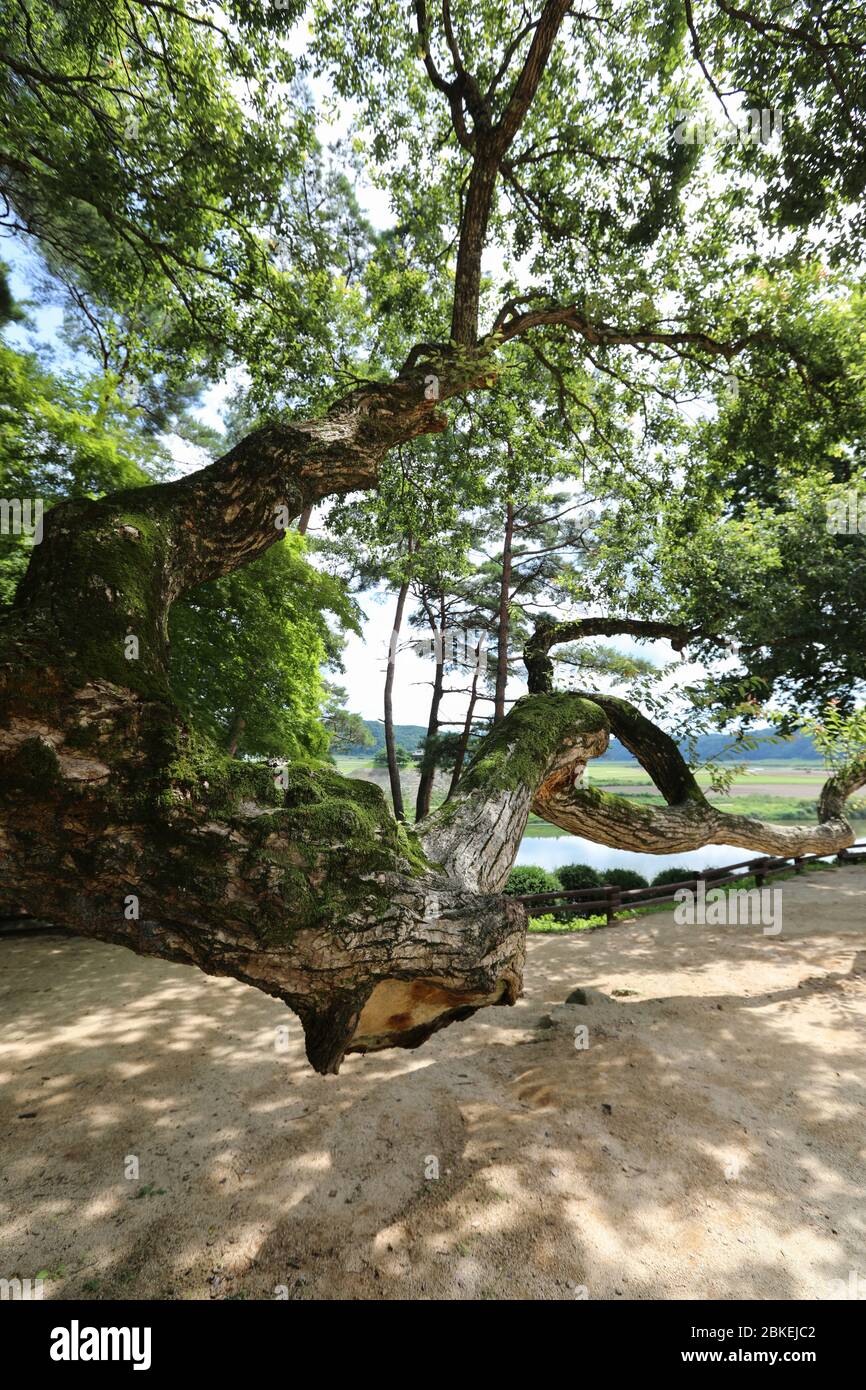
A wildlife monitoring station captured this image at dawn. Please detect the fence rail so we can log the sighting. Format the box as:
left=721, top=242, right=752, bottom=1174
left=515, top=840, right=866, bottom=926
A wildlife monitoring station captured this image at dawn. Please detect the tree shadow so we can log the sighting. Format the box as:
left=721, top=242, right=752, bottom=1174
left=0, top=868, right=864, bottom=1301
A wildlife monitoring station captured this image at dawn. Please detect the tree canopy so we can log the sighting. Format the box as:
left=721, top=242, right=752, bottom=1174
left=2, top=0, right=865, bottom=1071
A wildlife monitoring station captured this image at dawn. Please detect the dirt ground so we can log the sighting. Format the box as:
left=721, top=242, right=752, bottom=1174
left=1, top=867, right=864, bottom=1302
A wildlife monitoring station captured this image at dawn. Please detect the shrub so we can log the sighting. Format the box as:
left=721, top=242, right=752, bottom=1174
left=600, top=867, right=649, bottom=890
left=557, top=862, right=601, bottom=891
left=650, top=866, right=694, bottom=887
left=528, top=912, right=604, bottom=933
left=373, top=744, right=414, bottom=767
left=504, top=865, right=561, bottom=897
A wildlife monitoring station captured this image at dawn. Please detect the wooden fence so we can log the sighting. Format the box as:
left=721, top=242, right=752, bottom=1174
left=515, top=840, right=866, bottom=926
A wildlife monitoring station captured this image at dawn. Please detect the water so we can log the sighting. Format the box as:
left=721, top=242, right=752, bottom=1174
left=516, top=822, right=866, bottom=881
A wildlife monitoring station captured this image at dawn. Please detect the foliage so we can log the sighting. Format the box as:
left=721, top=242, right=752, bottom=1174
left=798, top=702, right=866, bottom=775
left=373, top=744, right=414, bottom=768
left=169, top=535, right=361, bottom=762
left=4, top=0, right=865, bottom=833
left=600, top=867, right=649, bottom=890
left=557, top=863, right=602, bottom=891
left=650, top=866, right=695, bottom=887
left=528, top=912, right=602, bottom=934
left=0, top=331, right=166, bottom=604
left=503, top=865, right=561, bottom=897
left=321, top=684, right=375, bottom=755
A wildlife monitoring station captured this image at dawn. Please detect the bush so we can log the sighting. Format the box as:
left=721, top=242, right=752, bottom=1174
left=504, top=865, right=561, bottom=897
left=650, top=866, right=694, bottom=887
left=600, top=867, right=649, bottom=890
left=373, top=744, right=414, bottom=767
left=557, top=862, right=601, bottom=891
left=528, top=912, right=604, bottom=933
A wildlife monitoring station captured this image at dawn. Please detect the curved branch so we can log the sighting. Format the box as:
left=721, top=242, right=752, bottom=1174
left=493, top=296, right=771, bottom=357
left=10, top=352, right=496, bottom=693
left=420, top=693, right=611, bottom=891
left=524, top=615, right=701, bottom=694
left=529, top=691, right=861, bottom=858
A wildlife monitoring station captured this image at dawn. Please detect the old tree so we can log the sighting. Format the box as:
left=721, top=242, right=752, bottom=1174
left=1, top=1, right=865, bottom=1071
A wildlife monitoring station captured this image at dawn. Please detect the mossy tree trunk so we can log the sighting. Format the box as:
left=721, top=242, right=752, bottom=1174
left=2, top=357, right=862, bottom=1076
left=0, top=355, right=550, bottom=1074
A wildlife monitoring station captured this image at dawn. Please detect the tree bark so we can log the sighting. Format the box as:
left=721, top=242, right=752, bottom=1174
left=528, top=691, right=863, bottom=858
left=226, top=712, right=245, bottom=759
left=2, top=352, right=862, bottom=1079
left=447, top=650, right=482, bottom=798
left=494, top=499, right=514, bottom=722
left=0, top=357, right=526, bottom=1076
left=414, top=593, right=447, bottom=822
left=384, top=570, right=411, bottom=821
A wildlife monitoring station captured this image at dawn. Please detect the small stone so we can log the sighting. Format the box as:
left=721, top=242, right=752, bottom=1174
left=565, top=987, right=610, bottom=1006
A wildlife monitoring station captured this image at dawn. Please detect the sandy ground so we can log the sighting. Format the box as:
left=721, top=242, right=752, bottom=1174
left=1, top=867, right=864, bottom=1302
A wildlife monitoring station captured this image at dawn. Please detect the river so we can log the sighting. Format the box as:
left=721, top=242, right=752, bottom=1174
left=516, top=821, right=866, bottom=879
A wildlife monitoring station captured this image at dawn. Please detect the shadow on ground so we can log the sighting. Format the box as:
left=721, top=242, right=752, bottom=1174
left=1, top=868, right=864, bottom=1301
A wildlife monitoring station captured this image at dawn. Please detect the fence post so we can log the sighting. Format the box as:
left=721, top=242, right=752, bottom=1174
left=605, top=885, right=614, bottom=926
left=793, top=856, right=804, bottom=875
left=609, top=886, right=621, bottom=925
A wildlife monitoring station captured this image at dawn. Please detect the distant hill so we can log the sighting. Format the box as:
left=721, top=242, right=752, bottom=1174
left=342, top=721, right=427, bottom=757
left=602, top=731, right=822, bottom=764
left=341, top=721, right=822, bottom=764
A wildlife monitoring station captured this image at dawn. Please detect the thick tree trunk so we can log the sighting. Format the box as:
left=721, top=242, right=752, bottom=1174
left=384, top=572, right=410, bottom=821
left=494, top=500, right=514, bottom=722
left=1, top=357, right=529, bottom=1076
left=2, top=353, right=862, bottom=1077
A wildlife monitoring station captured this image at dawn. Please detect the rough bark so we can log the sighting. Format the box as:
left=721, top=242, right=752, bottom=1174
left=422, top=694, right=611, bottom=892
left=527, top=691, right=863, bottom=858
left=0, top=356, right=526, bottom=1077
left=226, top=712, right=245, bottom=759
left=494, top=499, right=514, bottom=722
left=414, top=594, right=447, bottom=822
left=384, top=572, right=411, bottom=821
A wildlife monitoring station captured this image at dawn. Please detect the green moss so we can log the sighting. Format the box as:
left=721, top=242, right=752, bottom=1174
left=0, top=734, right=61, bottom=789
left=159, top=729, right=284, bottom=814
left=458, top=694, right=609, bottom=798
left=247, top=765, right=430, bottom=944
left=144, top=733, right=433, bottom=946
